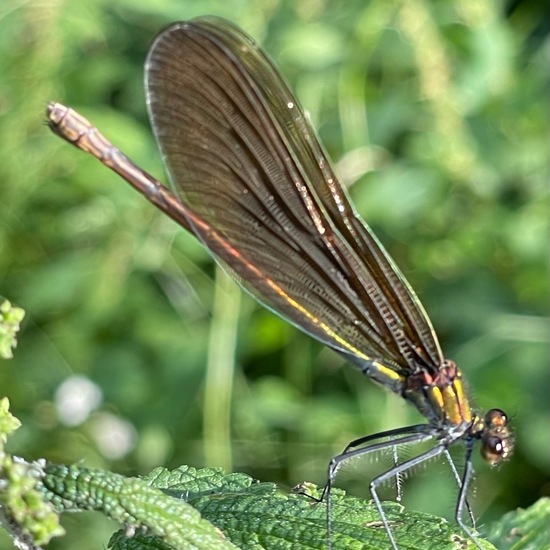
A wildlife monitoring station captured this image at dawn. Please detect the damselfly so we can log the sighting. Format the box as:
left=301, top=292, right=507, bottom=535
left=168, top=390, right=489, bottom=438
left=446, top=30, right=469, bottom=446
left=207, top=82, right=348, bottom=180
left=47, top=16, right=512, bottom=549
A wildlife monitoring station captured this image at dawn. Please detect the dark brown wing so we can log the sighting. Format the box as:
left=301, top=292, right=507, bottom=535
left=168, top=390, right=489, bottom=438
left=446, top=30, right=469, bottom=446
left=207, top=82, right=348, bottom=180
left=144, top=16, right=444, bottom=376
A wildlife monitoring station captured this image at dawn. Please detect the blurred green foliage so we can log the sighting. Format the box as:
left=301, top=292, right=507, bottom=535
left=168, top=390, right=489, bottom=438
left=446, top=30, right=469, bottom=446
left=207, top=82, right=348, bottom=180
left=0, top=0, right=547, bottom=549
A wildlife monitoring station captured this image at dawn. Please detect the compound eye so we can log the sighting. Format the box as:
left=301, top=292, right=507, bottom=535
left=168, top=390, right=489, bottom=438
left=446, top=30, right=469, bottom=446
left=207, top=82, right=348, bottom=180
left=481, top=434, right=513, bottom=465
left=481, top=436, right=506, bottom=465
left=484, top=408, right=508, bottom=428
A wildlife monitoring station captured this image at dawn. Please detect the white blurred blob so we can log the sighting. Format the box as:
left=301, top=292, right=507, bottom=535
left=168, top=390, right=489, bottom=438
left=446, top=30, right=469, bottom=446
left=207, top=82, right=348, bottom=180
left=90, top=413, right=137, bottom=460
left=54, top=375, right=103, bottom=426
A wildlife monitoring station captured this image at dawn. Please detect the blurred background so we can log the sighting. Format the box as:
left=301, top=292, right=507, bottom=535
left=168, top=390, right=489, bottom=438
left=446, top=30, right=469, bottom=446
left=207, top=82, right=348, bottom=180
left=0, top=0, right=547, bottom=548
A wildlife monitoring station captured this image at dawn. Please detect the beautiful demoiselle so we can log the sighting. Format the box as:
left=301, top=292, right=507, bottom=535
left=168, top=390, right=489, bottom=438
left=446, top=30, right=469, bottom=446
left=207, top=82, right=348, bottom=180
left=47, top=16, right=512, bottom=549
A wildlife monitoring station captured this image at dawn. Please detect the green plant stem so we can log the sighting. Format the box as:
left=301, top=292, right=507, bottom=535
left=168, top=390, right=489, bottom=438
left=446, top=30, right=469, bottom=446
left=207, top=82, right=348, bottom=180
left=203, top=266, right=241, bottom=472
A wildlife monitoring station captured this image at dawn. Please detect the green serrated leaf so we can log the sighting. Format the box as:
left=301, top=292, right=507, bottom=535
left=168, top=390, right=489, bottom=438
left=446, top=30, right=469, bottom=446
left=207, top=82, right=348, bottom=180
left=110, top=530, right=175, bottom=550
left=483, top=497, right=550, bottom=550
left=146, top=465, right=274, bottom=500
left=133, top=466, right=496, bottom=550
left=40, top=463, right=236, bottom=550
left=196, top=485, right=494, bottom=549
